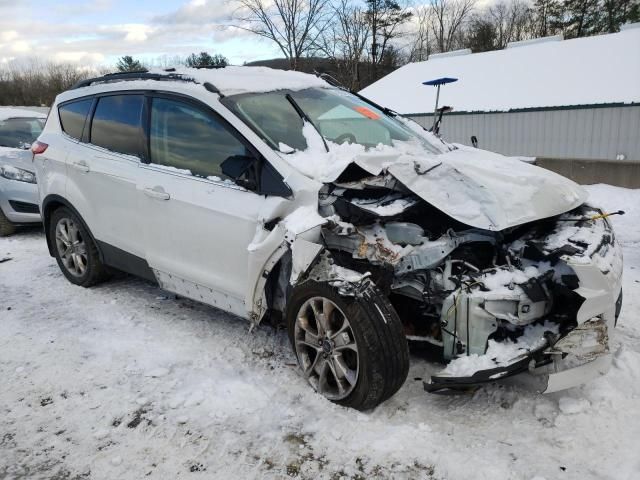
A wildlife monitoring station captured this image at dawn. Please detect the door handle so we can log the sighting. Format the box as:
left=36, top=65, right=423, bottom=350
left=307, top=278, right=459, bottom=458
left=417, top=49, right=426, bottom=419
left=143, top=187, right=170, bottom=200
left=72, top=161, right=90, bottom=173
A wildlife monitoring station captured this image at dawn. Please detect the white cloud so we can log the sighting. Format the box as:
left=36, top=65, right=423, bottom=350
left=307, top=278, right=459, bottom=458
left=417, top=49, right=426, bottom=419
left=0, top=0, right=281, bottom=67
left=0, top=30, right=19, bottom=42
left=53, top=51, right=106, bottom=64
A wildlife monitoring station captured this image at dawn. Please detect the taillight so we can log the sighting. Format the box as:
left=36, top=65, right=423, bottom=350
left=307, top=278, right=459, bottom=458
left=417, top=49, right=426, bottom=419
left=31, top=141, right=48, bottom=155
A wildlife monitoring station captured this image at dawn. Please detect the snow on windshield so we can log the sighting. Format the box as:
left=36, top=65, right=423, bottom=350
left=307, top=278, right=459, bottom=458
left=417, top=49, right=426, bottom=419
left=282, top=122, right=440, bottom=182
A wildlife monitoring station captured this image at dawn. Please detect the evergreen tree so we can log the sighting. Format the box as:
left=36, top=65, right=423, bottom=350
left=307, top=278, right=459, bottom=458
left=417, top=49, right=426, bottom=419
left=533, top=0, right=564, bottom=36
left=563, top=0, right=600, bottom=38
left=600, top=0, right=640, bottom=33
left=185, top=52, right=229, bottom=68
left=467, top=17, right=498, bottom=52
left=365, top=0, right=412, bottom=79
left=116, top=56, right=145, bottom=72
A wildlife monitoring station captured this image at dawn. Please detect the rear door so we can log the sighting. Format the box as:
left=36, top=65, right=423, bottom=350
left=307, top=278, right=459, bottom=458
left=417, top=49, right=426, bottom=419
left=65, top=93, right=146, bottom=262
left=139, top=94, right=272, bottom=317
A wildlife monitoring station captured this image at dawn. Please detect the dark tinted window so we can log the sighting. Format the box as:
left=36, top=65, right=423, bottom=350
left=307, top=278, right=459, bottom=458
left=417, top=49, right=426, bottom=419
left=150, top=98, right=246, bottom=180
left=59, top=99, right=92, bottom=141
left=0, top=117, right=44, bottom=149
left=90, top=95, right=143, bottom=157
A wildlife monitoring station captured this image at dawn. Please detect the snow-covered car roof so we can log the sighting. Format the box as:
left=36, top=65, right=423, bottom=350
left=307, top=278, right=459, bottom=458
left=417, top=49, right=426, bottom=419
left=171, top=66, right=332, bottom=96
left=0, top=107, right=47, bottom=121
left=63, top=66, right=332, bottom=99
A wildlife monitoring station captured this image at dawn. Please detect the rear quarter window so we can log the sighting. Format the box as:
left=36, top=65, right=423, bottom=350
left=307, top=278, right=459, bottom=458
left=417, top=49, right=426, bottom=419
left=58, top=99, right=93, bottom=141
left=90, top=95, right=144, bottom=157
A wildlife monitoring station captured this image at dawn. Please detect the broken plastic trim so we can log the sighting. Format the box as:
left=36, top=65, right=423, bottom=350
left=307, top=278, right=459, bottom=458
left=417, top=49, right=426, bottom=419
left=424, top=341, right=550, bottom=393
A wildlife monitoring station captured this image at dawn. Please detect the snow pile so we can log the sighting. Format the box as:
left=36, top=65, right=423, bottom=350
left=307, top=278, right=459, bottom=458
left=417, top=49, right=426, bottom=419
left=281, top=120, right=441, bottom=183
left=585, top=183, right=640, bottom=245
left=0, top=107, right=46, bottom=121
left=440, top=321, right=560, bottom=377
left=360, top=27, right=640, bottom=113
left=282, top=122, right=376, bottom=181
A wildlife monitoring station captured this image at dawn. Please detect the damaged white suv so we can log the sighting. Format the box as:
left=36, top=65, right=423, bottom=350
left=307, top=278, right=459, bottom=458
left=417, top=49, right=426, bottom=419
left=33, top=67, right=623, bottom=409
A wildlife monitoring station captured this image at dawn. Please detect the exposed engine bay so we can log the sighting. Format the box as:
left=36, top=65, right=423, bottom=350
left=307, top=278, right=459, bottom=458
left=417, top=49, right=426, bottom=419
left=313, top=171, right=623, bottom=392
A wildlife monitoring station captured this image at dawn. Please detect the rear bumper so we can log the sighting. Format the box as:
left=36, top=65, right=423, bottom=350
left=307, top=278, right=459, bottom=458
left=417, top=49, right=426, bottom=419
left=0, top=176, right=41, bottom=224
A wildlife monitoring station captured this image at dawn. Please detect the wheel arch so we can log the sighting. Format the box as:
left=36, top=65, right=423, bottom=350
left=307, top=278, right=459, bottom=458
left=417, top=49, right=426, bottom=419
left=42, top=194, right=104, bottom=262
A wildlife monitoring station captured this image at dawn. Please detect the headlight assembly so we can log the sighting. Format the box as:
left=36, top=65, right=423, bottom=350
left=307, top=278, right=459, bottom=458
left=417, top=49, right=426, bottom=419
left=0, top=165, right=37, bottom=184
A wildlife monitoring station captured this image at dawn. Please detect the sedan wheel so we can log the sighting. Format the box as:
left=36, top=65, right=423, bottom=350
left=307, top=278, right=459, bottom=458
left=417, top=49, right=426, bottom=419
left=294, top=296, right=359, bottom=400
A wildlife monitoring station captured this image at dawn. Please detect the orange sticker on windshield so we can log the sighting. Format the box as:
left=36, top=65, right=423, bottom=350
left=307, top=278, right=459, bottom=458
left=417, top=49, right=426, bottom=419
left=354, top=106, right=380, bottom=120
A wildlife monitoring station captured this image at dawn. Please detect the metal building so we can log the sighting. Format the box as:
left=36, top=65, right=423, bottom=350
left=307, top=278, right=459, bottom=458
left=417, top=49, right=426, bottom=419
left=360, top=25, right=640, bottom=163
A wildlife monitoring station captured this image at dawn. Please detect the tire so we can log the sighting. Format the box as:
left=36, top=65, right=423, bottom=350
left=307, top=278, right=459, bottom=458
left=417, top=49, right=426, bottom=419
left=0, top=208, right=16, bottom=237
left=49, top=207, right=108, bottom=287
left=287, top=280, right=409, bottom=410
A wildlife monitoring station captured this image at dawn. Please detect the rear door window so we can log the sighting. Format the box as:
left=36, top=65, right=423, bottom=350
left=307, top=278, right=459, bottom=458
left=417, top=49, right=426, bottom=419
left=90, top=95, right=144, bottom=157
left=58, top=99, right=92, bottom=141
left=149, top=97, right=246, bottom=180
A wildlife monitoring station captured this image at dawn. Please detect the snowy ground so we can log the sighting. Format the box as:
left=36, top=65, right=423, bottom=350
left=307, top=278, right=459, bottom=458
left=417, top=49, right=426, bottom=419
left=1, top=184, right=639, bottom=480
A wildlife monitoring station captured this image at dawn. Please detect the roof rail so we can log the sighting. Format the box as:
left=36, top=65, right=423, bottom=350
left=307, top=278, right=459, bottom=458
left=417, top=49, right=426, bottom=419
left=70, top=71, right=197, bottom=90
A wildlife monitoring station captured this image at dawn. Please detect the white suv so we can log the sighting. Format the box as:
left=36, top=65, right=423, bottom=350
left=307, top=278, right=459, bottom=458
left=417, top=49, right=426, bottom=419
left=33, top=67, right=623, bottom=409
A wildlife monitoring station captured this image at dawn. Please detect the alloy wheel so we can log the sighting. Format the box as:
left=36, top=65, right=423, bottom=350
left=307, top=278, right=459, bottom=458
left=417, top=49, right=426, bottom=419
left=294, top=296, right=359, bottom=400
left=55, top=217, right=88, bottom=277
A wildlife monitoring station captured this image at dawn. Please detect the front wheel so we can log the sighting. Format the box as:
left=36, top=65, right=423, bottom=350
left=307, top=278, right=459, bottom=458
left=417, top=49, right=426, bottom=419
left=287, top=280, right=409, bottom=410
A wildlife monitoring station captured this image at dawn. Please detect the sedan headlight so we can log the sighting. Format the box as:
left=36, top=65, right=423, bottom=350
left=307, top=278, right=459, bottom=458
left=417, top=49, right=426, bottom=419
left=0, top=165, right=37, bottom=184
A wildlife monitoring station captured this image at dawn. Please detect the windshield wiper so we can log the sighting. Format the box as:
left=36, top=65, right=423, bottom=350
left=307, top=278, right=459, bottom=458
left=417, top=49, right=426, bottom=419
left=285, top=93, right=329, bottom=153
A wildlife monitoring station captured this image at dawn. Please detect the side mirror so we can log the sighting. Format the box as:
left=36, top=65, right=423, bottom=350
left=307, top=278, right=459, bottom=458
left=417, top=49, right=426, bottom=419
left=221, top=153, right=293, bottom=198
left=221, top=154, right=257, bottom=190
left=471, top=135, right=478, bottom=148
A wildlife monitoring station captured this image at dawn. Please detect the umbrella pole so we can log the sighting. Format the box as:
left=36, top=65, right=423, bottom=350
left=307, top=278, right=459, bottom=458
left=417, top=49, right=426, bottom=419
left=432, top=84, right=441, bottom=132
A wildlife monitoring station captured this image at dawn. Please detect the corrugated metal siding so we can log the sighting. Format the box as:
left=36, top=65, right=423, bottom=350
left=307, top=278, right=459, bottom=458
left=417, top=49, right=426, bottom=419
left=408, top=106, right=640, bottom=161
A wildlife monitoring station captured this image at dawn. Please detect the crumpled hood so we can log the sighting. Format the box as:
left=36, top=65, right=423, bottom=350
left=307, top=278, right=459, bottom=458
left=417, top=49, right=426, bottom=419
left=327, top=146, right=587, bottom=231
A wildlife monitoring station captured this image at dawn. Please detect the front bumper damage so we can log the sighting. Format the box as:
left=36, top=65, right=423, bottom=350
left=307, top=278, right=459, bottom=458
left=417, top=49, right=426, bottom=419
left=426, top=314, right=616, bottom=393
left=425, top=209, right=623, bottom=394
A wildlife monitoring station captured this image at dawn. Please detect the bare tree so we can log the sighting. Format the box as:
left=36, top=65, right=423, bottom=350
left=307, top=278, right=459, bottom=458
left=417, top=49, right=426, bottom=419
left=0, top=59, right=106, bottom=106
left=408, top=5, right=433, bottom=61
left=488, top=0, right=534, bottom=48
left=429, top=0, right=476, bottom=53
left=319, top=0, right=371, bottom=89
left=233, top=0, right=331, bottom=70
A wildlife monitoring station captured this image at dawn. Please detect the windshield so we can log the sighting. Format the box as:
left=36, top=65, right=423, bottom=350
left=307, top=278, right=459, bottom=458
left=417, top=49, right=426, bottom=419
left=222, top=88, right=443, bottom=155
left=0, top=117, right=45, bottom=149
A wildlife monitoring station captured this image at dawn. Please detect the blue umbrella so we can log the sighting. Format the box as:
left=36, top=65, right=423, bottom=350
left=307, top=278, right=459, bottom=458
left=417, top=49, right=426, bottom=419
left=423, top=77, right=458, bottom=132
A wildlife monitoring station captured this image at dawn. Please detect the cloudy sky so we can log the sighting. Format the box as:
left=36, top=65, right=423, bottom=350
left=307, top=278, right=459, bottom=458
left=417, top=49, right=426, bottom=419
left=0, top=0, right=282, bottom=67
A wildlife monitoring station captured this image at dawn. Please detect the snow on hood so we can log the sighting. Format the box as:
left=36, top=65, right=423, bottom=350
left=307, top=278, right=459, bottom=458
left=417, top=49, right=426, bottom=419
left=282, top=126, right=587, bottom=231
